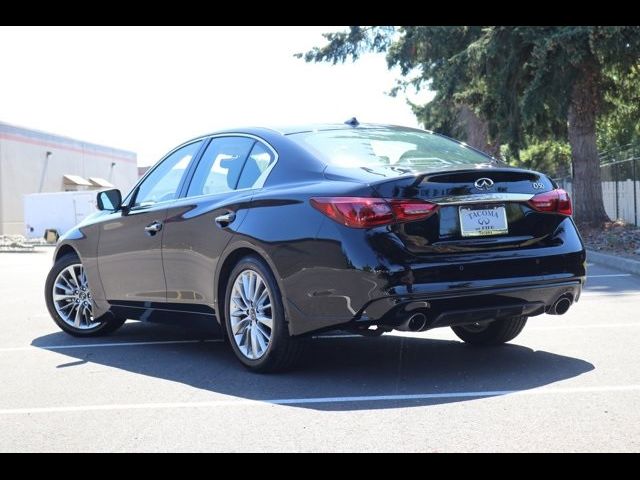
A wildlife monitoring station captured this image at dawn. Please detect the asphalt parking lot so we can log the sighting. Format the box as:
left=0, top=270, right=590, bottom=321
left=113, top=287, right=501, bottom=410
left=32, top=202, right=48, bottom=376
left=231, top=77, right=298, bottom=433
left=1, top=249, right=639, bottom=452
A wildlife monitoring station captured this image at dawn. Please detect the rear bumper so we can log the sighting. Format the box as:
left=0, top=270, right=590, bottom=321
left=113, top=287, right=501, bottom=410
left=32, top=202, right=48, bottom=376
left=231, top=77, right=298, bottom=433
left=283, top=251, right=586, bottom=335
left=356, top=278, right=583, bottom=331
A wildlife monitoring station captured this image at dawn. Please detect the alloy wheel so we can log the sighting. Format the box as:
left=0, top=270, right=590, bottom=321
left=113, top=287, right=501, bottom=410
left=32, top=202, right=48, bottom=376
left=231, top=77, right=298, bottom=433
left=229, top=269, right=273, bottom=360
left=52, top=263, right=99, bottom=330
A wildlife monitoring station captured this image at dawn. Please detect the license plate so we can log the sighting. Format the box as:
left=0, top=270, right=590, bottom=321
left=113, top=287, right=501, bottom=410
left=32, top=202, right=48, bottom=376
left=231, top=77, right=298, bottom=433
left=459, top=205, right=508, bottom=237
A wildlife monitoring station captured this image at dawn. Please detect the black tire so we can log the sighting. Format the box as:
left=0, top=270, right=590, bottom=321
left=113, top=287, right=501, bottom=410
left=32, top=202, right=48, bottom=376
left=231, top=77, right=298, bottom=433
left=45, top=253, right=126, bottom=337
left=451, top=316, right=528, bottom=346
left=224, top=255, right=303, bottom=373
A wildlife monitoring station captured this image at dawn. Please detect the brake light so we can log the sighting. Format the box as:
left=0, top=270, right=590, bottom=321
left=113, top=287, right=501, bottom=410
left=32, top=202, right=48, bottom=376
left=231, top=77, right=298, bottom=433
left=528, top=189, right=572, bottom=216
left=388, top=199, right=439, bottom=222
left=310, top=197, right=438, bottom=228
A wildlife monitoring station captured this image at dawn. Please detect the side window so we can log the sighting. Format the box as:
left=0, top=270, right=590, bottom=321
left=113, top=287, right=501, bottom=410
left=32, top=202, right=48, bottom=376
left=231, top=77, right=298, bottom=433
left=187, top=137, right=255, bottom=197
left=236, top=142, right=276, bottom=189
left=133, top=141, right=203, bottom=208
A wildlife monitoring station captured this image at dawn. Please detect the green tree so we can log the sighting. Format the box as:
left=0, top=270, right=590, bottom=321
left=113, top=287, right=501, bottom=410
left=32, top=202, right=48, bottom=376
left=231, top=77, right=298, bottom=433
left=508, top=140, right=572, bottom=178
left=597, top=64, right=640, bottom=152
left=300, top=26, right=640, bottom=226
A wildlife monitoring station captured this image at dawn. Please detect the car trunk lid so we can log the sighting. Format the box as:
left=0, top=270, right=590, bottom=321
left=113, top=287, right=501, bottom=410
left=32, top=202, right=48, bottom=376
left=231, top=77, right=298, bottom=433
left=362, top=167, right=568, bottom=254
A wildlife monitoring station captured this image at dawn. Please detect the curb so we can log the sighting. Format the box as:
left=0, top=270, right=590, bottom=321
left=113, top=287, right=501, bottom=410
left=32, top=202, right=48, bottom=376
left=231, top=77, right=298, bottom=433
left=587, top=249, right=640, bottom=276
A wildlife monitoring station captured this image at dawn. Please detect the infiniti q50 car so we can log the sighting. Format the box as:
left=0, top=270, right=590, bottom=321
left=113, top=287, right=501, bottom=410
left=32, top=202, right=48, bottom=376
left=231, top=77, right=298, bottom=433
left=45, top=122, right=586, bottom=372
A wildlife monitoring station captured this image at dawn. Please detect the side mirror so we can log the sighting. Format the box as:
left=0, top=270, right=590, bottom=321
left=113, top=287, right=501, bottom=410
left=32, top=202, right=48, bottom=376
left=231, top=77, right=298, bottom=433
left=97, top=189, right=122, bottom=211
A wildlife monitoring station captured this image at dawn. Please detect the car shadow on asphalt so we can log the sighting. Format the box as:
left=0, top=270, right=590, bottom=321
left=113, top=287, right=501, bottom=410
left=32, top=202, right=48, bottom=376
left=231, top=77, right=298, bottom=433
left=31, top=321, right=594, bottom=411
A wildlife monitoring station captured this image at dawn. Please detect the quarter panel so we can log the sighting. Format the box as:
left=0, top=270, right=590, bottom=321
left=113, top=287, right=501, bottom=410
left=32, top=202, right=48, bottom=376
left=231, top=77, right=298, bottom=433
left=232, top=181, right=378, bottom=335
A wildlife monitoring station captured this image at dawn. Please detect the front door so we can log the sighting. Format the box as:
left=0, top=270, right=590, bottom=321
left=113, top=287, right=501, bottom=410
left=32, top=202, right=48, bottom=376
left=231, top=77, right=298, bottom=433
left=97, top=140, right=203, bottom=303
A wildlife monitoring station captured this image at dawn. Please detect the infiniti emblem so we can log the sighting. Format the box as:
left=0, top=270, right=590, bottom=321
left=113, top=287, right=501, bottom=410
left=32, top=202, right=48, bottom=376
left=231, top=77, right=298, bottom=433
left=474, top=177, right=494, bottom=190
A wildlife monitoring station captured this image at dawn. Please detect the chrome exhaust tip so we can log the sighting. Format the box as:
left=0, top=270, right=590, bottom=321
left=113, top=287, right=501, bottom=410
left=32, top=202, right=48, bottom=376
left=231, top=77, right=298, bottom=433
left=396, top=312, right=428, bottom=332
left=548, top=295, right=573, bottom=315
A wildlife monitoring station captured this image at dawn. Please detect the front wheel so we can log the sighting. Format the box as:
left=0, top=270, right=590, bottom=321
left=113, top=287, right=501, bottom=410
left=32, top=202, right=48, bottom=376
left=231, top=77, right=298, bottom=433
left=224, top=256, right=302, bottom=372
left=451, top=316, right=528, bottom=346
left=45, top=253, right=126, bottom=337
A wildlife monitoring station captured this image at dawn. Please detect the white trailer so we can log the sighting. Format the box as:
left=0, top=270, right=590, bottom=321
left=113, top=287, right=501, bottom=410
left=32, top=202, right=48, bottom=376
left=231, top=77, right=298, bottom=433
left=23, top=191, right=98, bottom=240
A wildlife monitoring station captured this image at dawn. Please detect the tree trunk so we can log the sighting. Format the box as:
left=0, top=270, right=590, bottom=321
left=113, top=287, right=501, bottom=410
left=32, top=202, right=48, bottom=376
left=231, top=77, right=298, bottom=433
left=456, top=104, right=501, bottom=157
left=567, top=64, right=610, bottom=226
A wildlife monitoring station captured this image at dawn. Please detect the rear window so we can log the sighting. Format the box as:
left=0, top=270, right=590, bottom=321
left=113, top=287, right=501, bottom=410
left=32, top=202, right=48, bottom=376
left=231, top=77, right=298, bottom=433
left=289, top=128, right=493, bottom=169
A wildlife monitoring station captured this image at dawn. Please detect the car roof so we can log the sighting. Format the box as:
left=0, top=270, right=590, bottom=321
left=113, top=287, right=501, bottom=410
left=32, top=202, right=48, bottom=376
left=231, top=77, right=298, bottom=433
left=267, top=123, right=428, bottom=135
left=204, top=123, right=429, bottom=137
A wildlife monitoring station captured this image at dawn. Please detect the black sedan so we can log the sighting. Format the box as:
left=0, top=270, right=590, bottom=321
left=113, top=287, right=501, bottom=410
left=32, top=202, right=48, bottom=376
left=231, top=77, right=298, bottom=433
left=45, top=122, right=586, bottom=372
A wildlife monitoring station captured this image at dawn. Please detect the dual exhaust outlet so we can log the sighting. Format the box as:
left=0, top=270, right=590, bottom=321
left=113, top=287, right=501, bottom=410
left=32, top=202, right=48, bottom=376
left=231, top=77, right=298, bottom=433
left=396, top=294, right=574, bottom=332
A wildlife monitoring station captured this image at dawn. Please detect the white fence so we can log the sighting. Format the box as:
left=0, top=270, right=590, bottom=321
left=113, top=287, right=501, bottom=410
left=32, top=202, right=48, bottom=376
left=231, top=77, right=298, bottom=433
left=557, top=161, right=639, bottom=226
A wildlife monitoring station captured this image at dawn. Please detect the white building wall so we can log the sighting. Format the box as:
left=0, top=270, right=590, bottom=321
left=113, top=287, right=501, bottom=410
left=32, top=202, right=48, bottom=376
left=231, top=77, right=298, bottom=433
left=0, top=121, right=138, bottom=235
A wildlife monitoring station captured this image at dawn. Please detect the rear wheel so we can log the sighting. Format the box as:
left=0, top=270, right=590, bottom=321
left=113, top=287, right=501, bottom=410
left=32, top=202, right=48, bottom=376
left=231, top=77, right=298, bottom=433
left=451, top=316, right=527, bottom=345
left=45, top=253, right=126, bottom=337
left=224, top=256, right=302, bottom=372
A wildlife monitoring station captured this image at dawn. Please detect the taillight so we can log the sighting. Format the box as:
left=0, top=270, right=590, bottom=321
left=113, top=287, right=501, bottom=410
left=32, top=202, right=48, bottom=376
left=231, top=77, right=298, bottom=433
left=528, top=189, right=572, bottom=216
left=310, top=197, right=438, bottom=228
left=387, top=199, right=439, bottom=222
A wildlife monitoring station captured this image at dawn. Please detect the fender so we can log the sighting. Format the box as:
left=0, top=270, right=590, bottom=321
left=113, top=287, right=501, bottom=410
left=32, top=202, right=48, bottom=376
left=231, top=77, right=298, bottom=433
left=54, top=222, right=111, bottom=319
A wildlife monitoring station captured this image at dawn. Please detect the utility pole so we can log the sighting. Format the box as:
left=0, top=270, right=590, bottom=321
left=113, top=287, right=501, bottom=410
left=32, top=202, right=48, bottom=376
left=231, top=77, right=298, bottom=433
left=38, top=151, right=52, bottom=193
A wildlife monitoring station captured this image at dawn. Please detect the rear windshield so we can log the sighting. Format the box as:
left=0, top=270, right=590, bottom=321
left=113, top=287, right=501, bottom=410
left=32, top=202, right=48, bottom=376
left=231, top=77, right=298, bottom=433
left=289, top=128, right=494, bottom=169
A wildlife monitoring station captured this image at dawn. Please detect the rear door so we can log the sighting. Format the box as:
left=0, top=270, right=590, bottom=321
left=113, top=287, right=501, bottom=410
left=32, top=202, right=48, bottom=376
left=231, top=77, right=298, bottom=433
left=161, top=136, right=277, bottom=307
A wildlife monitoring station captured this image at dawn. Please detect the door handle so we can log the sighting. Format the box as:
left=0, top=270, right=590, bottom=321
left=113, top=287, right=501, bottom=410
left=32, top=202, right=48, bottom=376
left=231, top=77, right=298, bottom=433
left=144, top=221, right=163, bottom=235
left=215, top=212, right=236, bottom=227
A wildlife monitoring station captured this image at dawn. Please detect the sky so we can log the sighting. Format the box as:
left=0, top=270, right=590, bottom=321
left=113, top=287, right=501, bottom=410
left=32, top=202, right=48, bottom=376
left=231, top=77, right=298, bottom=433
left=0, top=26, right=433, bottom=166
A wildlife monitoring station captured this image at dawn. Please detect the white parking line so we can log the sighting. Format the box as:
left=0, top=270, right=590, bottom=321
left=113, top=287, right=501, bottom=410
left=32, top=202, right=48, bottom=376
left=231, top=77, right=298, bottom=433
left=0, top=338, right=223, bottom=353
left=530, top=323, right=640, bottom=331
left=588, top=274, right=632, bottom=278
left=1, top=384, right=639, bottom=415
left=582, top=292, right=640, bottom=297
